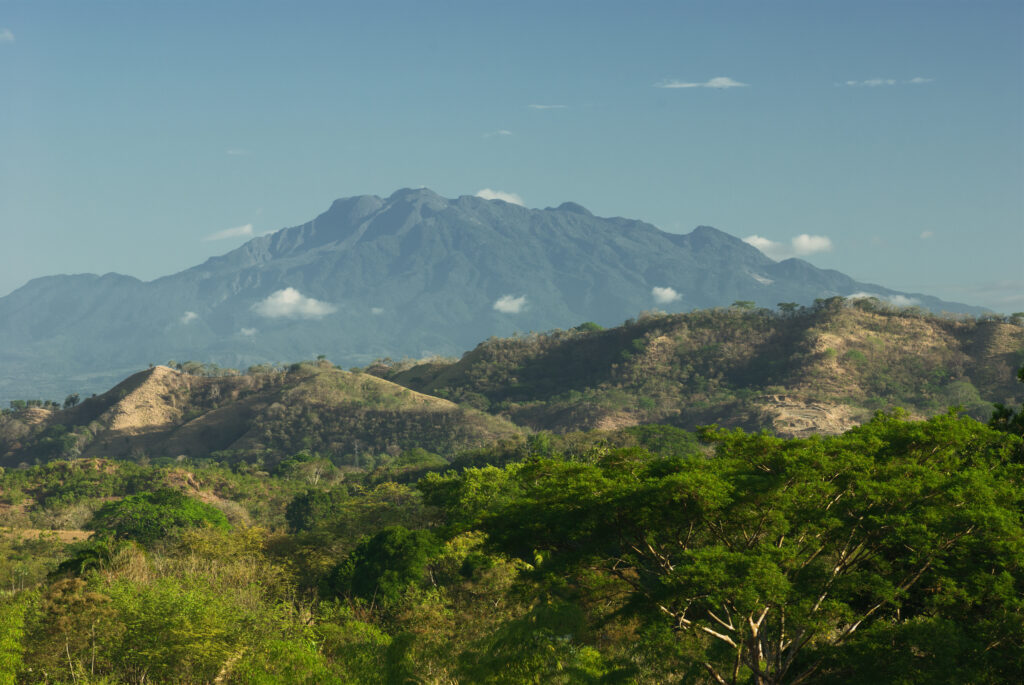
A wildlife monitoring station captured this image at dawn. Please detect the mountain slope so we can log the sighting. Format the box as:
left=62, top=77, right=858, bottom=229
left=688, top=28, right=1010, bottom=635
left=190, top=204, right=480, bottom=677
left=0, top=361, right=522, bottom=467
left=369, top=302, right=1024, bottom=436
left=0, top=188, right=986, bottom=402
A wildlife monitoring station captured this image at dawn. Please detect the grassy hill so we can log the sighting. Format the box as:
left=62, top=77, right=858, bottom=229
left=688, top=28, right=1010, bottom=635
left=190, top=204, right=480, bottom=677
left=3, top=301, right=1021, bottom=470
left=0, top=360, right=522, bottom=468
left=369, top=299, right=1024, bottom=435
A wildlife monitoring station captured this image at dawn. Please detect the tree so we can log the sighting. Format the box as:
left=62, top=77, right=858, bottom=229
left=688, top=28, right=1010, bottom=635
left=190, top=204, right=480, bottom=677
left=989, top=364, right=1024, bottom=436
left=285, top=488, right=348, bottom=533
left=62, top=393, right=80, bottom=409
left=274, top=450, right=339, bottom=485
left=88, top=488, right=230, bottom=545
left=426, top=412, right=1024, bottom=683
left=776, top=302, right=800, bottom=316
left=327, top=525, right=440, bottom=605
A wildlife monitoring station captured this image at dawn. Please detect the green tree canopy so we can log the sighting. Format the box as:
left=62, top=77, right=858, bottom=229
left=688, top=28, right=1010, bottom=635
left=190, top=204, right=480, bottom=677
left=424, top=412, right=1024, bottom=684
left=327, top=525, right=440, bottom=606
left=285, top=487, right=349, bottom=533
left=88, top=487, right=230, bottom=545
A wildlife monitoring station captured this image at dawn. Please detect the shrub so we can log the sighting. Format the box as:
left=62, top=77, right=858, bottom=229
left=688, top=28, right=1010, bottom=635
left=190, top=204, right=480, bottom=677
left=88, top=488, right=230, bottom=545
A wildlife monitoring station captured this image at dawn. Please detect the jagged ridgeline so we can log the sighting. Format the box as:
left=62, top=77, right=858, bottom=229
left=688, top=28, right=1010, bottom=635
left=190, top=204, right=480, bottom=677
left=0, top=188, right=989, bottom=403
left=370, top=301, right=1024, bottom=435
left=4, top=303, right=1022, bottom=467
left=0, top=361, right=521, bottom=468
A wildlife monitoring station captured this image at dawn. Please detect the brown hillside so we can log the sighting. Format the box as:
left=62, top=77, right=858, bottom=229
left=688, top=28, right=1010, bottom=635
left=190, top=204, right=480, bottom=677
left=1, top=362, right=522, bottom=467
left=370, top=303, right=1024, bottom=436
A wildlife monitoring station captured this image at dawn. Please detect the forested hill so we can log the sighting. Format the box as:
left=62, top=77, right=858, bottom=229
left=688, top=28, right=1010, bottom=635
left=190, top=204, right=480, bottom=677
left=0, top=188, right=987, bottom=404
left=3, top=302, right=1021, bottom=469
left=370, top=300, right=1024, bottom=435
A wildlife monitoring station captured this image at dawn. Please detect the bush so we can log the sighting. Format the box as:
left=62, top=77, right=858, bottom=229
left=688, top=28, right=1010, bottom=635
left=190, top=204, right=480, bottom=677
left=326, top=526, right=439, bottom=605
left=88, top=488, right=230, bottom=545
left=285, top=488, right=348, bottom=533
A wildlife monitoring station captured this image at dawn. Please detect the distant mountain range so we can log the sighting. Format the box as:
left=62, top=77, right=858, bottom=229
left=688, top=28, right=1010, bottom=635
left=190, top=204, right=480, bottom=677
left=0, top=188, right=987, bottom=403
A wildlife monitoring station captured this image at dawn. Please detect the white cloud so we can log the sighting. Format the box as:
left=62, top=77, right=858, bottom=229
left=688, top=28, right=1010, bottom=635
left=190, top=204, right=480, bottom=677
left=240, top=327, right=257, bottom=336
left=528, top=104, right=567, bottom=109
left=749, top=272, right=774, bottom=286
left=920, top=230, right=934, bottom=240
left=743, top=235, right=784, bottom=258
left=371, top=307, right=385, bottom=315
left=181, top=311, right=198, bottom=324
left=484, top=129, right=513, bottom=137
left=226, top=148, right=249, bottom=156
left=493, top=294, right=527, bottom=314
left=203, top=223, right=253, bottom=241
left=0, top=29, right=13, bottom=43
left=792, top=234, right=833, bottom=256
left=744, top=234, right=833, bottom=260
left=252, top=288, right=337, bottom=319
left=656, top=76, right=748, bottom=89
left=476, top=188, right=524, bottom=206
left=652, top=286, right=682, bottom=304
left=845, top=78, right=897, bottom=87
left=844, top=77, right=934, bottom=87
left=848, top=292, right=920, bottom=307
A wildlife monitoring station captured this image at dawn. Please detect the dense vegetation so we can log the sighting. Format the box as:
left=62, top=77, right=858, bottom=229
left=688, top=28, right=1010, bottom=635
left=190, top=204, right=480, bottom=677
left=1, top=407, right=1021, bottom=683
left=1, top=307, right=1023, bottom=682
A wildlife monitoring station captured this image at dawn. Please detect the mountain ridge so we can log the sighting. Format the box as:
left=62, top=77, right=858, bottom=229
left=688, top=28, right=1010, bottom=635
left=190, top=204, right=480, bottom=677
left=0, top=189, right=989, bottom=402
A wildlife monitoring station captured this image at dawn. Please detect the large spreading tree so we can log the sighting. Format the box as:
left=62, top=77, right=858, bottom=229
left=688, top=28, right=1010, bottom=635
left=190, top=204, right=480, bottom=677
left=423, top=411, right=1024, bottom=683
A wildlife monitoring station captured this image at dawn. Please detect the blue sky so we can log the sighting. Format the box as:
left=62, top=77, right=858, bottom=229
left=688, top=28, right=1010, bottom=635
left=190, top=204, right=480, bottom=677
left=1, top=0, right=1022, bottom=311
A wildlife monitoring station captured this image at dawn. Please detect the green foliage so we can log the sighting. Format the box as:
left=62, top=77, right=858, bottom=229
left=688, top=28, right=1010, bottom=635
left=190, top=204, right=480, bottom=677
left=88, top=487, right=230, bottom=545
left=2, top=392, right=1023, bottom=682
left=101, top=577, right=243, bottom=682
left=428, top=412, right=1024, bottom=683
left=621, top=424, right=701, bottom=457
left=0, top=592, right=29, bottom=684
left=990, top=364, right=1024, bottom=436
left=273, top=450, right=339, bottom=485
left=457, top=602, right=615, bottom=684
left=327, top=525, right=440, bottom=605
left=285, top=487, right=348, bottom=533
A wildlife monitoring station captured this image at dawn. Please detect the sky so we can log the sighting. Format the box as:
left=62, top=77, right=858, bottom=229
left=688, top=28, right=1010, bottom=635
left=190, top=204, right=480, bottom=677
left=1, top=0, right=1022, bottom=312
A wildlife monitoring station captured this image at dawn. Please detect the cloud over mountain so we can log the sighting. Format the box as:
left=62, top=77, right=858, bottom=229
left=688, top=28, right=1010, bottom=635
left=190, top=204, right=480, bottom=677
left=744, top=234, right=833, bottom=260
left=204, top=224, right=254, bottom=241
left=493, top=295, right=527, bottom=314
left=652, top=286, right=682, bottom=304
left=476, top=189, right=524, bottom=205
left=252, top=288, right=337, bottom=319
